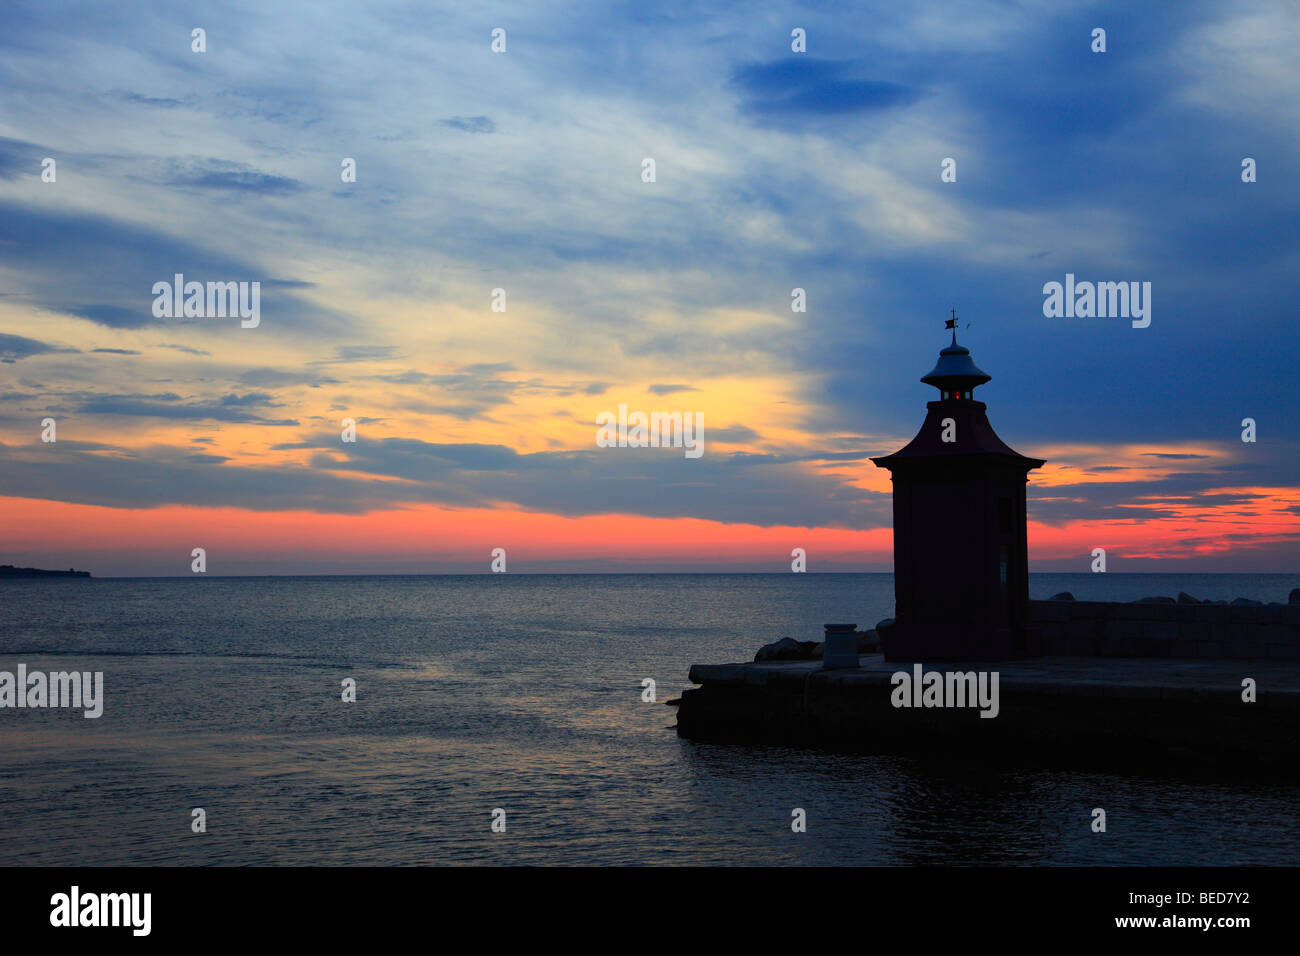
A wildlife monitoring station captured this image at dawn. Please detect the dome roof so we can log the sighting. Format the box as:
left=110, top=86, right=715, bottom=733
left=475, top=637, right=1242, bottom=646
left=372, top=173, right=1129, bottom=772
left=920, top=339, right=991, bottom=392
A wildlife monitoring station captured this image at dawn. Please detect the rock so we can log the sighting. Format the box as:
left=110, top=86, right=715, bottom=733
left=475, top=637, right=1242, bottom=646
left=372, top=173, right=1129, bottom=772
left=1136, top=596, right=1176, bottom=604
left=810, top=643, right=824, bottom=659
left=755, top=636, right=801, bottom=661
left=1230, top=597, right=1263, bottom=607
left=663, top=697, right=681, bottom=706
left=875, top=618, right=898, bottom=654
left=1289, top=588, right=1300, bottom=605
left=754, top=637, right=822, bottom=661
left=855, top=629, right=879, bottom=652
left=1048, top=591, right=1075, bottom=602
left=1177, top=592, right=1201, bottom=605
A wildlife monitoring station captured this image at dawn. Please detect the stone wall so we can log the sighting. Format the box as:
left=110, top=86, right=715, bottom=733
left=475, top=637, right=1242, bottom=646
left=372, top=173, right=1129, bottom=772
left=675, top=656, right=1300, bottom=774
left=1029, top=598, right=1300, bottom=660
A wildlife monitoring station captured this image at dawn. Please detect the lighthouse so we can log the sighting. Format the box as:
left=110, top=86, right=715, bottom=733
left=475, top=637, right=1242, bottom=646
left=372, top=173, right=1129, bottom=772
left=871, top=318, right=1045, bottom=662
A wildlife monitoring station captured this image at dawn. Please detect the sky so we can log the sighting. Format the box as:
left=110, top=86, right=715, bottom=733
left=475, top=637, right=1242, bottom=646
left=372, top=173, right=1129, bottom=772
left=1, top=0, right=1297, bottom=575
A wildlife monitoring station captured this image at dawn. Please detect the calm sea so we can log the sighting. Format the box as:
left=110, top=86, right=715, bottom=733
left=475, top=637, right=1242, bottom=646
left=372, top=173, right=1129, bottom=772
left=1, top=573, right=1297, bottom=866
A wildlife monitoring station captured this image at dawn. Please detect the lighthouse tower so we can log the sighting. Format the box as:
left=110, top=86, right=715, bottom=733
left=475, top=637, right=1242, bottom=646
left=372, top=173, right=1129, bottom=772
left=871, top=319, right=1046, bottom=662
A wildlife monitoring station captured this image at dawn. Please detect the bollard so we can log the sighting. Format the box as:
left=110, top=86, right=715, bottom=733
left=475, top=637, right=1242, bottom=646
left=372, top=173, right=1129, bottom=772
left=821, top=623, right=860, bottom=669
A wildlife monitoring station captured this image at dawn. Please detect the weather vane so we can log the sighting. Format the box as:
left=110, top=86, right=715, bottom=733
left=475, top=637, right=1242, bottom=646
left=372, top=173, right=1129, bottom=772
left=945, top=308, right=970, bottom=342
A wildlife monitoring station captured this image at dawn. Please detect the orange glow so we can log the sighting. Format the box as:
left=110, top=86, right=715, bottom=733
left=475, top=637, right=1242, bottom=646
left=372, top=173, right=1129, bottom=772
left=0, top=496, right=894, bottom=572
left=4, top=475, right=1298, bottom=573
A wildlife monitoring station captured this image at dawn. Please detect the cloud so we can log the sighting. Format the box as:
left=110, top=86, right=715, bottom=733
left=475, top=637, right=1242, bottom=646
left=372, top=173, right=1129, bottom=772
left=730, top=59, right=920, bottom=123
left=0, top=135, right=46, bottom=180
left=56, top=304, right=151, bottom=329
left=372, top=362, right=515, bottom=386
left=160, top=158, right=304, bottom=195
left=238, top=367, right=340, bottom=388
left=0, top=433, right=887, bottom=526
left=117, top=91, right=189, bottom=109
left=647, top=383, right=698, bottom=396
left=0, top=333, right=78, bottom=362
left=90, top=347, right=141, bottom=355
left=707, top=424, right=761, bottom=444
left=0, top=441, right=380, bottom=513
left=1028, top=470, right=1288, bottom=526
left=311, top=346, right=401, bottom=365
left=305, top=434, right=888, bottom=525
left=259, top=279, right=316, bottom=289
left=440, top=115, right=496, bottom=134
left=75, top=391, right=297, bottom=425
left=0, top=200, right=354, bottom=336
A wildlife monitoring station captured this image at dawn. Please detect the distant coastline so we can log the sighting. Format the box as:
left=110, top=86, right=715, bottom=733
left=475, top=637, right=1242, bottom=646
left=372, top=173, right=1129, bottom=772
left=0, top=564, right=91, bottom=578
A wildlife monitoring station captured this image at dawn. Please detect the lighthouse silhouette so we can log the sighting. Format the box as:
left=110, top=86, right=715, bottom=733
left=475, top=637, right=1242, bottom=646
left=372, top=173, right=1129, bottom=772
left=871, top=318, right=1046, bottom=661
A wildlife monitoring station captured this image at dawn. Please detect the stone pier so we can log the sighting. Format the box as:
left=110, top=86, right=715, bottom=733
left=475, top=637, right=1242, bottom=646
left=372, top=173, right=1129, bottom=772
left=675, top=653, right=1300, bottom=776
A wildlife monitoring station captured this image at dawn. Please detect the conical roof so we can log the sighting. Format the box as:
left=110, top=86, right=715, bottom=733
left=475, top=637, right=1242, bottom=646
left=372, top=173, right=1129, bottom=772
left=872, top=328, right=1045, bottom=470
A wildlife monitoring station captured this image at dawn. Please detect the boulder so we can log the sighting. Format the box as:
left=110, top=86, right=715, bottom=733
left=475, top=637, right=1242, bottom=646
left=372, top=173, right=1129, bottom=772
left=1177, top=592, right=1201, bottom=605
left=755, top=636, right=800, bottom=661
left=856, top=629, right=879, bottom=652
left=754, top=637, right=822, bottom=662
left=1048, top=591, right=1075, bottom=602
left=1136, top=596, right=1176, bottom=604
left=1289, top=588, right=1300, bottom=605
left=875, top=618, right=898, bottom=654
left=1230, top=597, right=1264, bottom=607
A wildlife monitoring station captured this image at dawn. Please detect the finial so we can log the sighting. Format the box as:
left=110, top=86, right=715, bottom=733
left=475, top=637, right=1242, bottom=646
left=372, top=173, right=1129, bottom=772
left=945, top=308, right=958, bottom=345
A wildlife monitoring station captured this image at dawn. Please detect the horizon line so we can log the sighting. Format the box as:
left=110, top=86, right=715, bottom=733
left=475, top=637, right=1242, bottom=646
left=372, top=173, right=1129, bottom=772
left=8, top=570, right=1297, bottom=580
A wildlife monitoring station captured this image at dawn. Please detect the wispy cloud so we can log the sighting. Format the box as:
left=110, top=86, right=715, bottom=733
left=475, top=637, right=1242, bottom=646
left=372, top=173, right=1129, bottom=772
left=440, top=115, right=496, bottom=134
left=160, top=158, right=304, bottom=195
left=0, top=332, right=77, bottom=362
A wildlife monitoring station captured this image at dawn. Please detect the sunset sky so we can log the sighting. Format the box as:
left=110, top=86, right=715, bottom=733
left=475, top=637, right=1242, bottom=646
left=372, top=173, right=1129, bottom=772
left=1, top=0, right=1297, bottom=575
